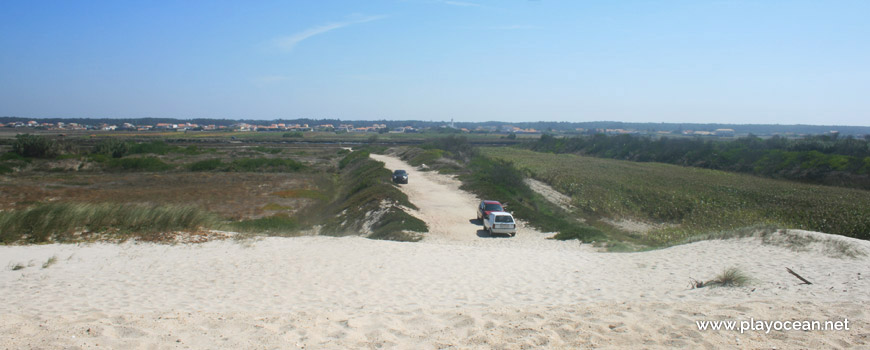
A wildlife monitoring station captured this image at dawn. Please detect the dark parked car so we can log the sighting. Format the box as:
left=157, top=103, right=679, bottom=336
left=392, top=169, right=408, bottom=184
left=476, top=200, right=505, bottom=221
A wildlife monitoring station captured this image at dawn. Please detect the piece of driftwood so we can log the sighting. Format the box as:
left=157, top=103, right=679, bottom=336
left=786, top=267, right=812, bottom=285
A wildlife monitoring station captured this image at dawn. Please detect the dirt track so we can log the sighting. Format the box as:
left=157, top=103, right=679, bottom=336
left=370, top=153, right=589, bottom=251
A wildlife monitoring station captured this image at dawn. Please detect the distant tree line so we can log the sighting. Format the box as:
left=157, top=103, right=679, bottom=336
left=528, top=134, right=870, bottom=190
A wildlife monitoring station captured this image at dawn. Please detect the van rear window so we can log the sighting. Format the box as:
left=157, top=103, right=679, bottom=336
left=494, top=215, right=514, bottom=223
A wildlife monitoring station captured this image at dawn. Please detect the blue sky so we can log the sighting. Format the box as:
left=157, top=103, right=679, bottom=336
left=1, top=0, right=868, bottom=125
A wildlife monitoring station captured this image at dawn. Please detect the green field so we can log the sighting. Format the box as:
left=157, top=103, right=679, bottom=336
left=0, top=134, right=424, bottom=244
left=480, top=147, right=870, bottom=244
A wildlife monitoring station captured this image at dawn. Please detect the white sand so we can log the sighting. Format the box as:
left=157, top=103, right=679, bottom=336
left=1, top=154, right=868, bottom=349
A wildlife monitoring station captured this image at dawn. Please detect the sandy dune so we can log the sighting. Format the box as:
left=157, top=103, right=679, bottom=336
left=2, top=154, right=869, bottom=349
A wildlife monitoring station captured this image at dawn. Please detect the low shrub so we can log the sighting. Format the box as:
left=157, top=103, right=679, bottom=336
left=188, top=159, right=223, bottom=171
left=12, top=134, right=59, bottom=158
left=230, top=214, right=301, bottom=236
left=92, top=139, right=129, bottom=158
left=107, top=157, right=173, bottom=171
left=691, top=267, right=751, bottom=288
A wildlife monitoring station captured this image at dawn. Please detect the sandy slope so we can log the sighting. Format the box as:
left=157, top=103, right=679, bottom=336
left=1, top=154, right=869, bottom=349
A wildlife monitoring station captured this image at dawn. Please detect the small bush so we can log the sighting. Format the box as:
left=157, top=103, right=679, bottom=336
left=92, top=139, right=129, bottom=158
left=12, top=134, right=59, bottom=158
left=42, top=255, right=57, bottom=269
left=188, top=159, right=223, bottom=171
left=283, top=132, right=304, bottom=138
left=368, top=210, right=427, bottom=242
left=107, top=157, right=173, bottom=171
left=691, top=267, right=751, bottom=288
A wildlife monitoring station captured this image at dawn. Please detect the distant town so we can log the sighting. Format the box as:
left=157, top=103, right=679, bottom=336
left=0, top=119, right=749, bottom=137
left=2, top=117, right=869, bottom=138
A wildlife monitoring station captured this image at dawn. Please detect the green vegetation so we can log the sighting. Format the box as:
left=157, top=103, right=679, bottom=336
left=481, top=147, right=870, bottom=244
left=252, top=146, right=282, bottom=154
left=128, top=140, right=176, bottom=155
left=42, top=255, right=58, bottom=269
left=226, top=157, right=304, bottom=172
left=272, top=189, right=328, bottom=201
left=230, top=214, right=301, bottom=236
left=107, top=157, right=173, bottom=171
left=460, top=156, right=606, bottom=243
left=92, top=138, right=130, bottom=158
left=397, top=136, right=606, bottom=243
left=12, top=134, right=59, bottom=158
left=188, top=158, right=223, bottom=171
left=529, top=133, right=870, bottom=190
left=283, top=132, right=304, bottom=138
left=0, top=202, right=221, bottom=243
left=692, top=267, right=751, bottom=288
left=319, top=149, right=427, bottom=241
left=186, top=157, right=305, bottom=172
left=679, top=225, right=866, bottom=259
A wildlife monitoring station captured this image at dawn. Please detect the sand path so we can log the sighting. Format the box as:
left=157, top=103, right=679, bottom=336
left=370, top=153, right=582, bottom=251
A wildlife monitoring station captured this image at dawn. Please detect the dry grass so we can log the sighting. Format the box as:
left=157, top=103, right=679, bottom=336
left=691, top=267, right=751, bottom=288
left=0, top=202, right=222, bottom=243
left=41, top=255, right=58, bottom=269
left=681, top=226, right=867, bottom=259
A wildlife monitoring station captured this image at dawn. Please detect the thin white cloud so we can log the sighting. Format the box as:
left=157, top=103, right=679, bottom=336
left=275, top=14, right=387, bottom=52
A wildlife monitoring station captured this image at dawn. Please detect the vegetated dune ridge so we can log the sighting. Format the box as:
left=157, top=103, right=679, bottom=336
left=0, top=155, right=867, bottom=349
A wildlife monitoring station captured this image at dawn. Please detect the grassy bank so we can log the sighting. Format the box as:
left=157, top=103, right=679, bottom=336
left=481, top=147, right=870, bottom=245
left=393, top=138, right=611, bottom=244
left=0, top=202, right=221, bottom=243
left=316, top=149, right=428, bottom=241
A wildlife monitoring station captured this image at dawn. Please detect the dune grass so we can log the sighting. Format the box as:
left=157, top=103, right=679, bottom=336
left=317, top=149, right=427, bottom=242
left=42, top=255, right=58, bottom=269
left=230, top=214, right=302, bottom=236
left=692, top=267, right=751, bottom=288
left=680, top=225, right=867, bottom=258
left=481, top=147, right=870, bottom=245
left=0, top=202, right=221, bottom=243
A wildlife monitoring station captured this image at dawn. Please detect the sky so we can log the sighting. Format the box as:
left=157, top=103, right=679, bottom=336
left=1, top=0, right=869, bottom=125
